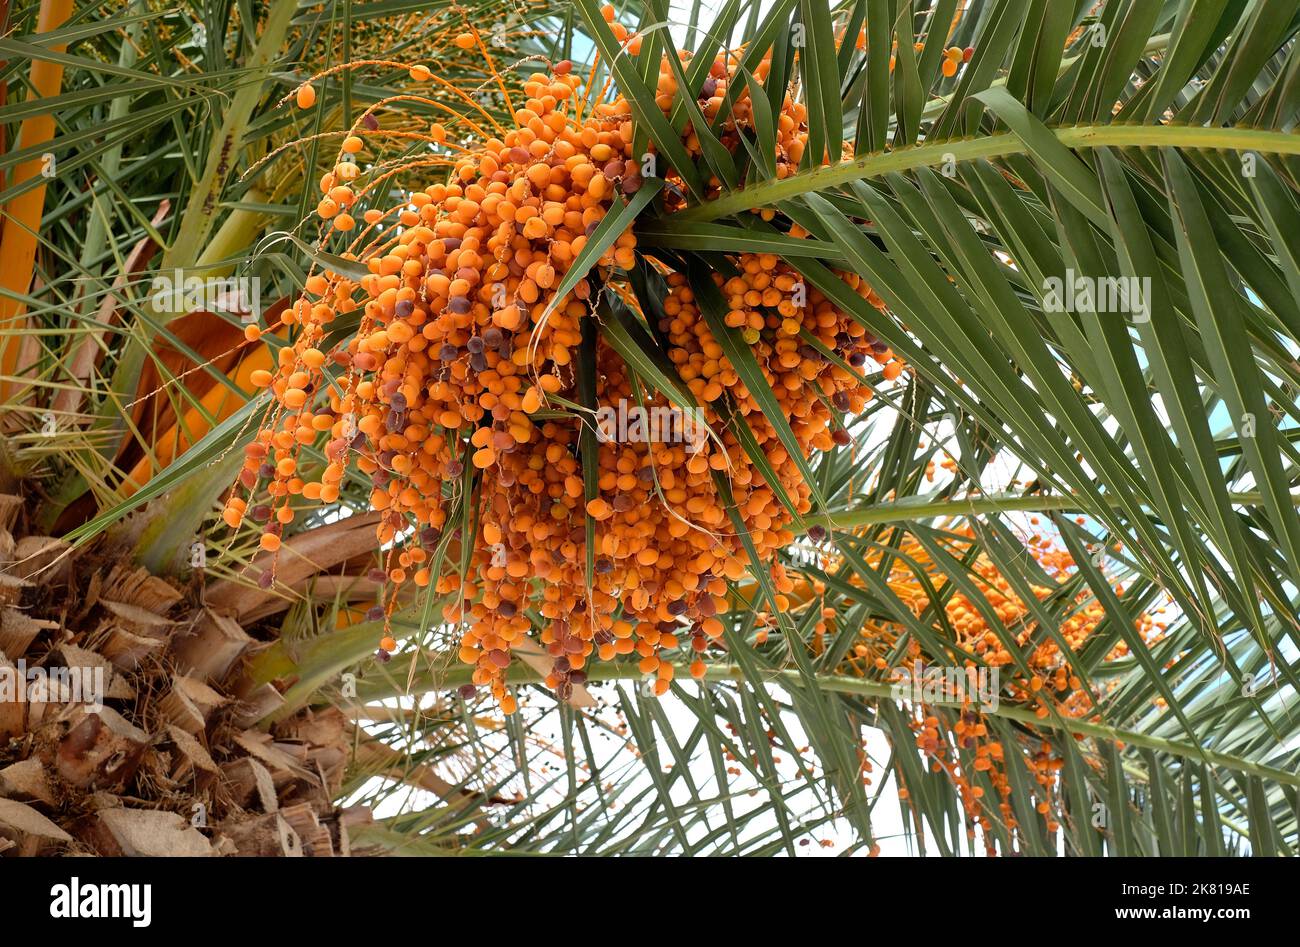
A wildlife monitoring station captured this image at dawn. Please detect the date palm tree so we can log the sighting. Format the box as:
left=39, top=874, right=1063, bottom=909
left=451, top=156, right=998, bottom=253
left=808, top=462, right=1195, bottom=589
left=2, top=0, right=1298, bottom=856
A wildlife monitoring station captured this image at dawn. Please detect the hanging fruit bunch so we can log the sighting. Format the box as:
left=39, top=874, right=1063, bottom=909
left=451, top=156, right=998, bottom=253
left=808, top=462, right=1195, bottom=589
left=223, top=7, right=906, bottom=712
left=814, top=526, right=1165, bottom=854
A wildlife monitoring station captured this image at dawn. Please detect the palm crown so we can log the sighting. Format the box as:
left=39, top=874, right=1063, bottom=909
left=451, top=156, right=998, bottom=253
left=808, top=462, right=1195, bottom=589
left=0, top=0, right=1298, bottom=856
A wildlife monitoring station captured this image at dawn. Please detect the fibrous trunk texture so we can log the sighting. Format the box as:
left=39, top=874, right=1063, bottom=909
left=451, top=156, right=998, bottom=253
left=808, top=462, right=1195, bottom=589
left=0, top=493, right=370, bottom=856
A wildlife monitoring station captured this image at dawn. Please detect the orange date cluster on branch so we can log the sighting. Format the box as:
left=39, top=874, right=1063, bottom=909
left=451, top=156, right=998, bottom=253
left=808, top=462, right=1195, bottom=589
left=833, top=531, right=1162, bottom=852
left=224, top=13, right=906, bottom=711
